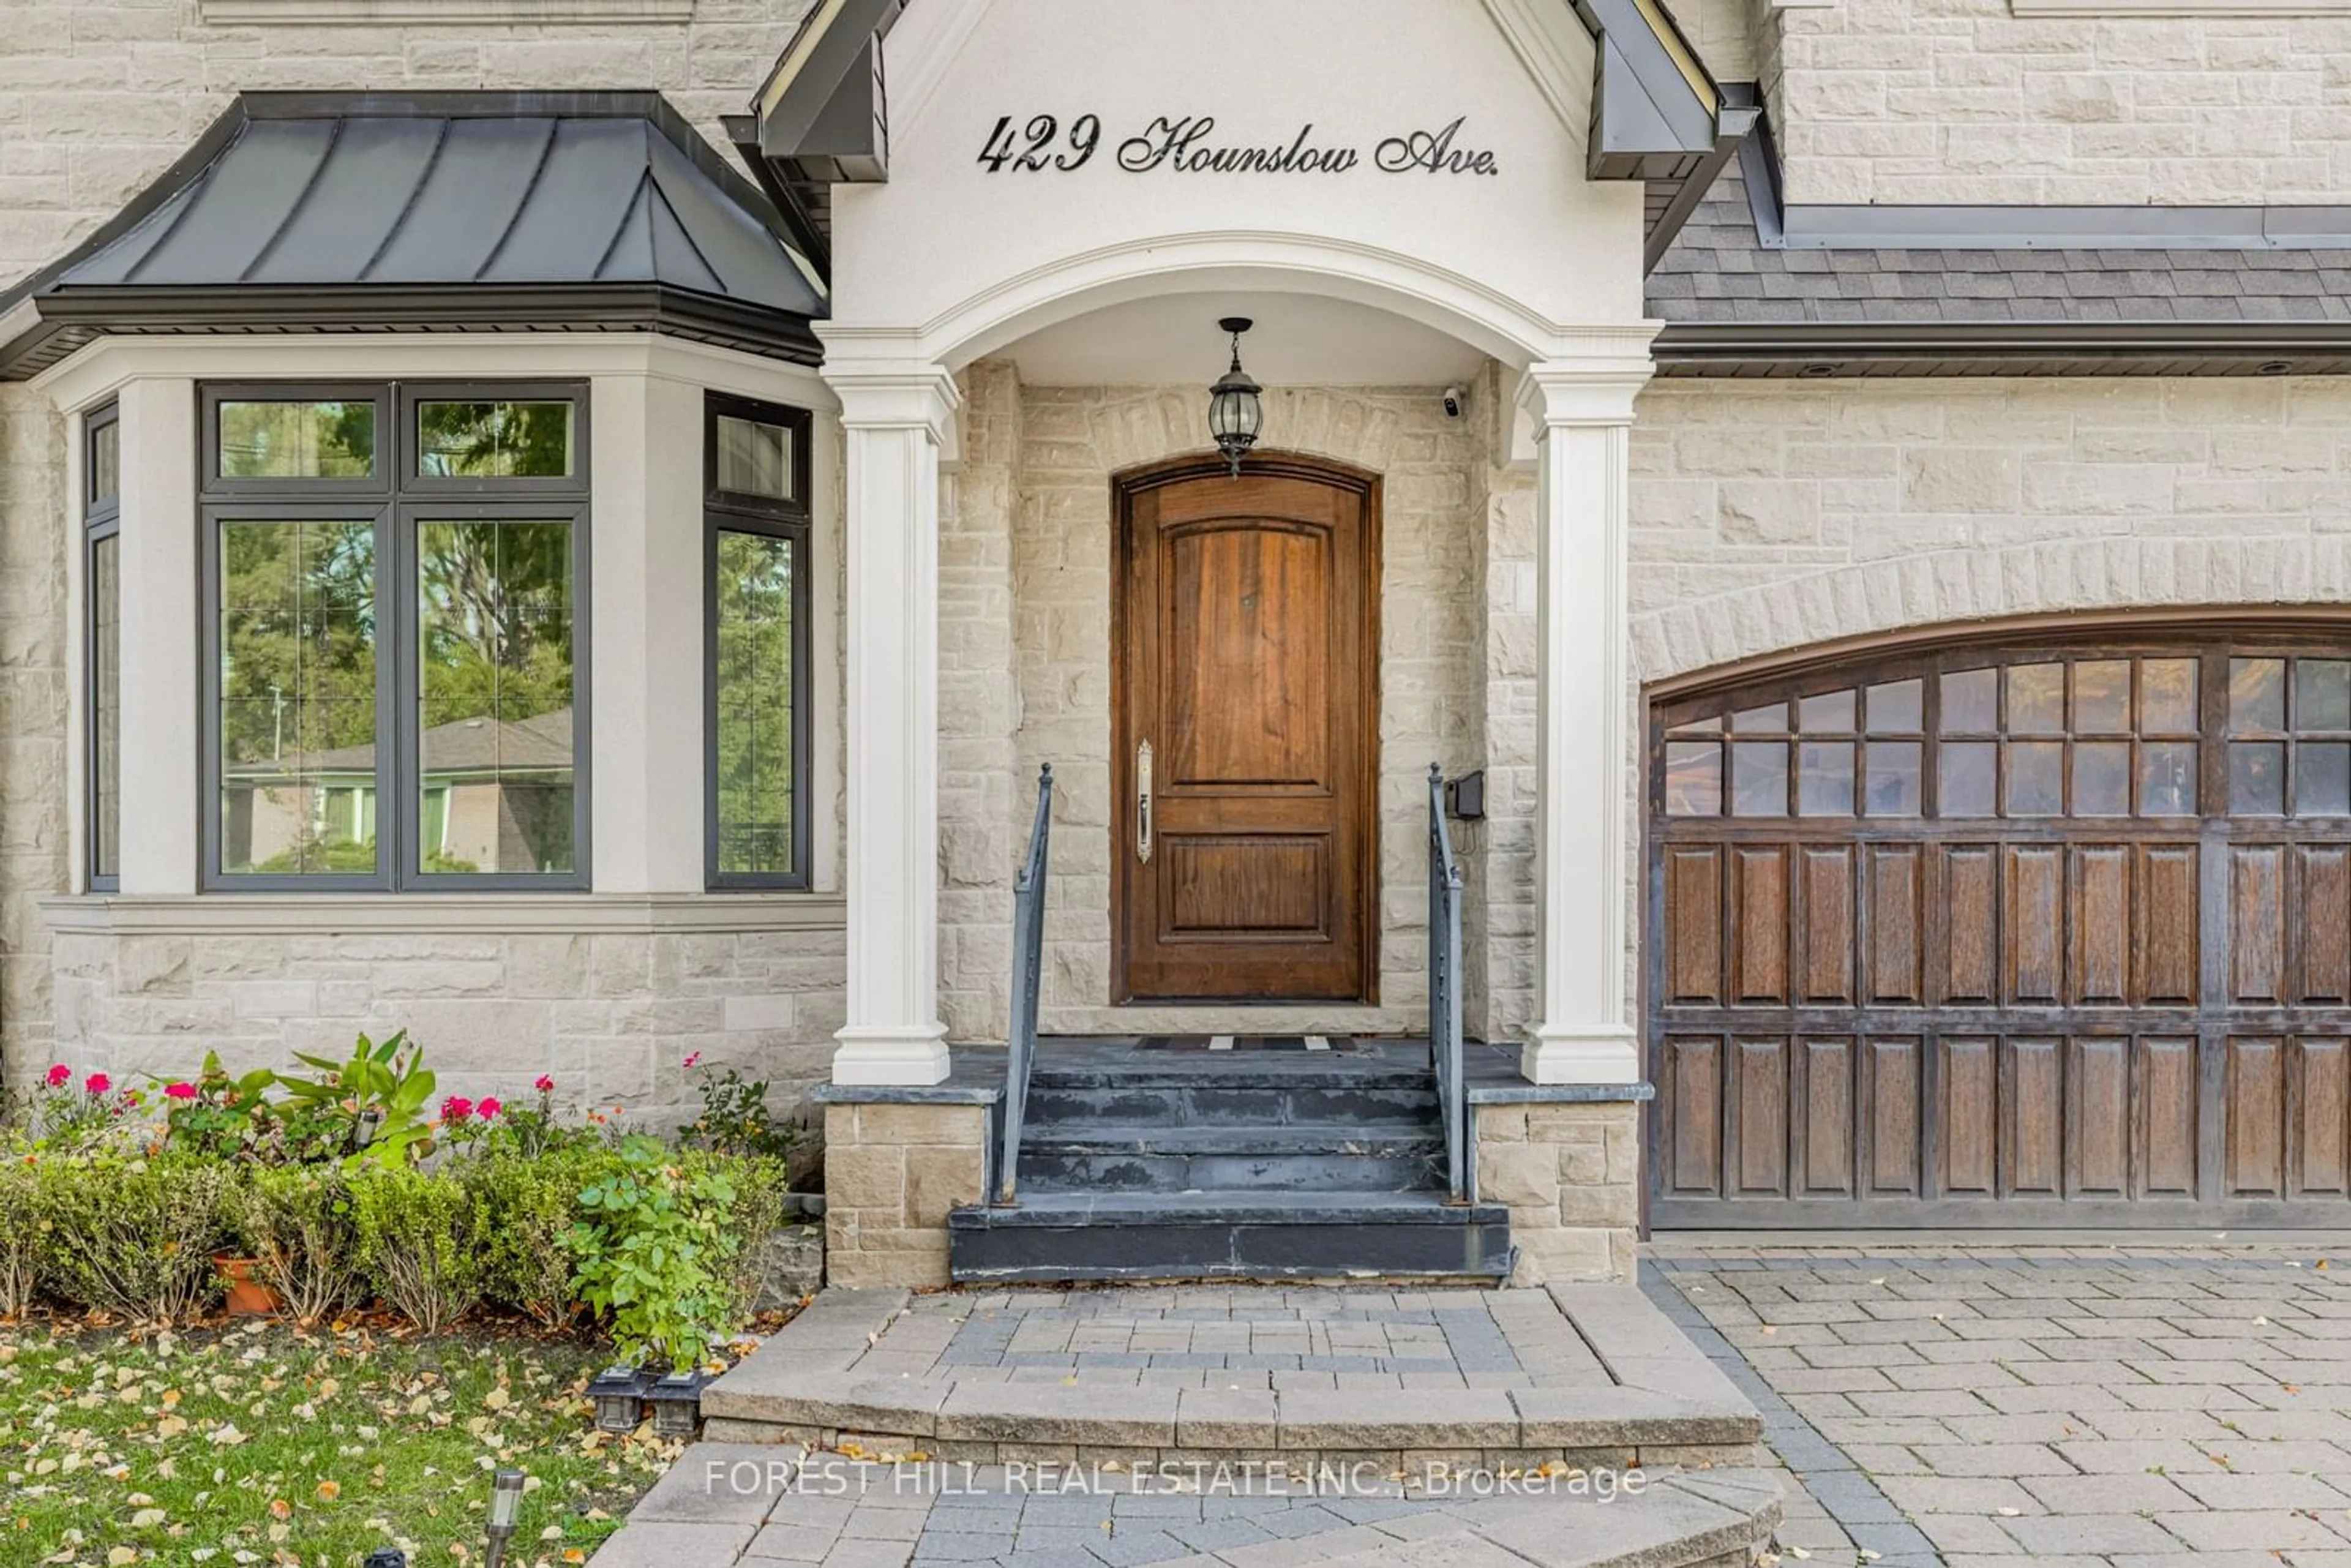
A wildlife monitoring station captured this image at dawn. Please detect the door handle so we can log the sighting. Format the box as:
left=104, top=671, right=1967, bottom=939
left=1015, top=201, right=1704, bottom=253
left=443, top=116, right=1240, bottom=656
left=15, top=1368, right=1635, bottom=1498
left=1136, top=740, right=1153, bottom=864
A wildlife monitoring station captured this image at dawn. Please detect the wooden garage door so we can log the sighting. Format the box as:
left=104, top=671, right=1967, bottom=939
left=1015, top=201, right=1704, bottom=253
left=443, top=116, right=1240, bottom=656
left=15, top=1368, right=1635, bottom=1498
left=1649, top=631, right=2351, bottom=1228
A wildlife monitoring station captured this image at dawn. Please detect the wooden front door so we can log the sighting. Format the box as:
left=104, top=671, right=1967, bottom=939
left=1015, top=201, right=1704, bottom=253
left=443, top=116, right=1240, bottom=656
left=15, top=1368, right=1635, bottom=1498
left=1649, top=624, right=2351, bottom=1228
left=1113, top=456, right=1378, bottom=1003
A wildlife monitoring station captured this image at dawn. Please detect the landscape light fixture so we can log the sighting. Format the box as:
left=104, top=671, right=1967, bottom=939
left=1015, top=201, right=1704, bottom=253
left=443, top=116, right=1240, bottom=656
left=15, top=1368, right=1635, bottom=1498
left=364, top=1551, right=408, bottom=1568
left=647, top=1366, right=712, bottom=1440
left=587, top=1364, right=649, bottom=1432
left=483, top=1468, right=526, bottom=1568
left=1207, top=317, right=1264, bottom=478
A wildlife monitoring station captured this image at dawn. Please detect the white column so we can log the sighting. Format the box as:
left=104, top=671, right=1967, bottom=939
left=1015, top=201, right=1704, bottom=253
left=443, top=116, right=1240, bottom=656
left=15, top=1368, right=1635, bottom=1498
left=1520, top=335, right=1656, bottom=1086
left=116, top=377, right=199, bottom=896
left=824, top=363, right=961, bottom=1086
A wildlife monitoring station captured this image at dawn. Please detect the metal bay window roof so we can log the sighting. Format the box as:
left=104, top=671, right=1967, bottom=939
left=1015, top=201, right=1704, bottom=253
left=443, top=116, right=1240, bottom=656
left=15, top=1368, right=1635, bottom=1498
left=0, top=92, right=826, bottom=381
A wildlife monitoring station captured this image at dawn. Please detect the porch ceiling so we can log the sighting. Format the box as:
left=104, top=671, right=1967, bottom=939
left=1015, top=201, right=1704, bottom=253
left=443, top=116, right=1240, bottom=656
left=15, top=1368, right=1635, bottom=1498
left=1001, top=292, right=1491, bottom=388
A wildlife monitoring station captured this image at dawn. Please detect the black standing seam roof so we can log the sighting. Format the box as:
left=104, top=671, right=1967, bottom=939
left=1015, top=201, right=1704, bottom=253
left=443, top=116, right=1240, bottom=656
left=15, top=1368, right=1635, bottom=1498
left=0, top=92, right=825, bottom=380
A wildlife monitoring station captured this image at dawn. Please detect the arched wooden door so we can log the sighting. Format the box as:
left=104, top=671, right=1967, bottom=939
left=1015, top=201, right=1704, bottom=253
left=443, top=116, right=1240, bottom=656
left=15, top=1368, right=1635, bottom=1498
left=1648, top=621, right=2351, bottom=1228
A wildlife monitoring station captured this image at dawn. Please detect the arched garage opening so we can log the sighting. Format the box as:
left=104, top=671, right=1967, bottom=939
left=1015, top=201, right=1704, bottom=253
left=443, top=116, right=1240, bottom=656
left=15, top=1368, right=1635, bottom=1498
left=1646, top=611, right=2351, bottom=1229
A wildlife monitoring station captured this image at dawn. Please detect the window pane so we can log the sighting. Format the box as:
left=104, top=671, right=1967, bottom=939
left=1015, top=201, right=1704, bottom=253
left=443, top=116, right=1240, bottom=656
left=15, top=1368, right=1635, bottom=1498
left=1865, top=678, right=1923, bottom=733
left=1664, top=741, right=1722, bottom=816
left=417, top=401, right=574, bottom=479
left=2300, top=661, right=2351, bottom=732
left=91, top=535, right=120, bottom=880
left=2230, top=658, right=2286, bottom=734
left=2074, top=661, right=2131, bottom=733
left=716, top=528, right=797, bottom=875
left=2006, top=741, right=2063, bottom=816
left=1940, top=741, right=1997, bottom=817
left=89, top=418, right=119, bottom=506
left=1668, top=715, right=1722, bottom=735
left=2007, top=664, right=2064, bottom=734
left=2075, top=740, right=2131, bottom=816
left=1798, top=690, right=1855, bottom=733
left=2298, top=743, right=2351, bottom=817
left=2231, top=740, right=2287, bottom=816
left=1940, top=668, right=1998, bottom=733
left=1731, top=702, right=1787, bottom=733
left=218, top=401, right=375, bottom=479
left=2140, top=741, right=2197, bottom=817
left=416, top=519, right=574, bottom=874
left=217, top=520, right=378, bottom=875
left=1798, top=741, right=1854, bottom=816
left=1731, top=741, right=1788, bottom=816
left=716, top=415, right=794, bottom=502
left=2142, top=659, right=2199, bottom=733
left=1864, top=741, right=1922, bottom=817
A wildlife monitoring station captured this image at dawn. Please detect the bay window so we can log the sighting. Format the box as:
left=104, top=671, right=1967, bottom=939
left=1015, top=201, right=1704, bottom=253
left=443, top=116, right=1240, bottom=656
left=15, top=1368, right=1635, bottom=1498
left=706, top=393, right=811, bottom=890
left=201, top=382, right=588, bottom=890
left=85, top=402, right=120, bottom=891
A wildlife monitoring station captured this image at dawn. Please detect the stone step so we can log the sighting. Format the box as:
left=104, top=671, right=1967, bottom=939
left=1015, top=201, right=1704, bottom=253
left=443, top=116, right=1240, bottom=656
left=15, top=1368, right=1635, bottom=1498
left=1024, top=1081, right=1441, bottom=1128
left=1019, top=1121, right=1448, bottom=1195
left=947, top=1191, right=1512, bottom=1283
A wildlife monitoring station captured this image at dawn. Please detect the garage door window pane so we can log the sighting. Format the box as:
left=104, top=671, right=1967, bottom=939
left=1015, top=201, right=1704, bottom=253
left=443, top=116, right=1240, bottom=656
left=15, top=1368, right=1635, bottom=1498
left=2232, top=740, right=2287, bottom=816
left=1940, top=741, right=1997, bottom=817
left=2007, top=664, right=2064, bottom=733
left=2075, top=661, right=2131, bottom=733
left=1665, top=741, right=1722, bottom=816
left=1864, top=741, right=1922, bottom=817
left=1798, top=741, right=1854, bottom=816
left=1799, top=689, right=1855, bottom=732
left=2007, top=741, right=2063, bottom=816
left=1866, top=679, right=1922, bottom=733
left=2075, top=741, right=2131, bottom=816
left=1731, top=742, right=1788, bottom=816
left=2298, top=743, right=2351, bottom=817
left=2300, top=661, right=2351, bottom=731
left=1941, top=668, right=1998, bottom=733
left=1731, top=703, right=1787, bottom=733
left=2230, top=658, right=2286, bottom=734
left=2142, top=659, right=2199, bottom=733
left=2140, top=741, right=2197, bottom=816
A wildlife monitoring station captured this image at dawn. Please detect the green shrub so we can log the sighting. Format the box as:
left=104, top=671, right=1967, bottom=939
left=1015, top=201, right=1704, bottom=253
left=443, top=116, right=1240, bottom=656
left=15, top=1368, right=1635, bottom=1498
left=35, top=1152, right=228, bottom=1323
left=468, top=1146, right=602, bottom=1330
left=0, top=1147, right=38, bottom=1317
left=563, top=1135, right=741, bottom=1369
left=350, top=1164, right=487, bottom=1334
left=709, top=1153, right=789, bottom=1324
left=227, top=1163, right=361, bottom=1324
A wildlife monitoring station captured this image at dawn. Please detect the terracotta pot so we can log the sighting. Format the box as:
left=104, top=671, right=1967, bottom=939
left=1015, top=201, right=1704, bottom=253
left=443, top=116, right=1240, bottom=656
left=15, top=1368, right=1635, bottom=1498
left=212, top=1254, right=279, bottom=1318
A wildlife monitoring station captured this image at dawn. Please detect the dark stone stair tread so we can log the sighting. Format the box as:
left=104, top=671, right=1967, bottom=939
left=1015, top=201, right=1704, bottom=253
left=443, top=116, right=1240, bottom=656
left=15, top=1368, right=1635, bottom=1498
left=1019, top=1122, right=1444, bottom=1153
left=951, top=1191, right=1507, bottom=1226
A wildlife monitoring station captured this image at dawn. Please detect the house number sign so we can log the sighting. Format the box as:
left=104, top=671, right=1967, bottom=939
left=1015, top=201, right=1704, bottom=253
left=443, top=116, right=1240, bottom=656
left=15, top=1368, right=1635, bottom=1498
left=977, top=114, right=1501, bottom=177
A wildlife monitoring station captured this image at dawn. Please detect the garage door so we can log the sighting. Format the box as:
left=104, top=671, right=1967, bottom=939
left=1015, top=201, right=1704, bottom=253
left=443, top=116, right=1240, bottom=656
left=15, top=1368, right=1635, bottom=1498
left=1648, top=629, right=2351, bottom=1228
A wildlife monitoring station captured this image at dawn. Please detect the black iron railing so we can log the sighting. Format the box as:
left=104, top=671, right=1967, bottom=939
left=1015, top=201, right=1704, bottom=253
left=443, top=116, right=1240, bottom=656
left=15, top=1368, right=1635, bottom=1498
left=1428, top=763, right=1470, bottom=1202
left=995, top=763, right=1054, bottom=1206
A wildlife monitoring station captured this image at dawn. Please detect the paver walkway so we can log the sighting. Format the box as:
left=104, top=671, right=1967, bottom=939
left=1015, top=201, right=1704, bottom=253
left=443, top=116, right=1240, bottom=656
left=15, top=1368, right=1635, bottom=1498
left=1650, top=1240, right=2351, bottom=1568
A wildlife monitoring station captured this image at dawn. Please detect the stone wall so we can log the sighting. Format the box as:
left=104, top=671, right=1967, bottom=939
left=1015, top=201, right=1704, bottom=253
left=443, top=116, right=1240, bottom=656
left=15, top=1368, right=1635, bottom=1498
left=0, top=388, right=70, bottom=1095
left=945, top=373, right=1512, bottom=1040
left=822, top=1100, right=987, bottom=1289
left=0, top=0, right=815, bottom=293
left=1755, top=0, right=2351, bottom=206
left=1474, top=1101, right=1640, bottom=1285
left=1630, top=377, right=2351, bottom=684
left=45, top=907, right=846, bottom=1128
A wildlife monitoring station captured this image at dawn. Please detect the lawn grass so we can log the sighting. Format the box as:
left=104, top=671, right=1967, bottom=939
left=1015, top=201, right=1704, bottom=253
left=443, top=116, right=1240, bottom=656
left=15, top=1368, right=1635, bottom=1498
left=0, top=1318, right=678, bottom=1567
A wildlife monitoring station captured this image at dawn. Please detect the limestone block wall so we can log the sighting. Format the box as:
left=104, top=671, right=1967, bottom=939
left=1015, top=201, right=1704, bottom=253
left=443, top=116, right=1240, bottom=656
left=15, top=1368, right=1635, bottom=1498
left=1756, top=0, right=2351, bottom=206
left=0, top=389, right=70, bottom=1094
left=44, top=907, right=847, bottom=1128
left=1474, top=1101, right=1640, bottom=1285
left=952, top=375, right=1509, bottom=1040
left=823, top=1100, right=987, bottom=1289
left=1630, top=377, right=2351, bottom=686
left=0, top=0, right=816, bottom=294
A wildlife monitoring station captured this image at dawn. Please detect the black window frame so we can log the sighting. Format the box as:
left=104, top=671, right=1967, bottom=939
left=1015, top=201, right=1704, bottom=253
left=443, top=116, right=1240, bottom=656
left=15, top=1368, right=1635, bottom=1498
left=705, top=391, right=813, bottom=891
left=85, top=400, right=120, bottom=893
left=198, top=380, right=592, bottom=893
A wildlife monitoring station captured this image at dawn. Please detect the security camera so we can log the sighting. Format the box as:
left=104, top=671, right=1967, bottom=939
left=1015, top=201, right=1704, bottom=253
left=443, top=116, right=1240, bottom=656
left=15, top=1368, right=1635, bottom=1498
left=1442, top=386, right=1466, bottom=419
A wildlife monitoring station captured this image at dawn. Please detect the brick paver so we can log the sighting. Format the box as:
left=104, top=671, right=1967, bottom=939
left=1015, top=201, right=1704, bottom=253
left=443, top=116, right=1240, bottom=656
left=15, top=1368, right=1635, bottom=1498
left=1651, top=1243, right=2351, bottom=1568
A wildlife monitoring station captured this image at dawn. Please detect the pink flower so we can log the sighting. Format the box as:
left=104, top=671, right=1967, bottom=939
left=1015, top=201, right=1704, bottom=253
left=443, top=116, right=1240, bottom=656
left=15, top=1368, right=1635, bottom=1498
left=45, top=1064, right=69, bottom=1089
left=164, top=1081, right=198, bottom=1101
left=534, top=1075, right=555, bottom=1093
left=83, top=1073, right=111, bottom=1097
left=477, top=1097, right=502, bottom=1120
left=440, top=1095, right=474, bottom=1123
left=682, top=1051, right=703, bottom=1070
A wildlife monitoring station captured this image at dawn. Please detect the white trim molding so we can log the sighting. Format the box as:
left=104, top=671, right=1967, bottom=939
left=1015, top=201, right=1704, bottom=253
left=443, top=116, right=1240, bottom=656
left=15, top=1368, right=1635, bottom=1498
left=198, top=0, right=693, bottom=21
left=2011, top=0, right=2351, bottom=11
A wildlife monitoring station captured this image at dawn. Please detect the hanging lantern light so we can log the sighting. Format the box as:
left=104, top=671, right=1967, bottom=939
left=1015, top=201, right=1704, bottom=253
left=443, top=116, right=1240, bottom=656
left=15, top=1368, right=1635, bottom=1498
left=1207, top=317, right=1263, bottom=478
